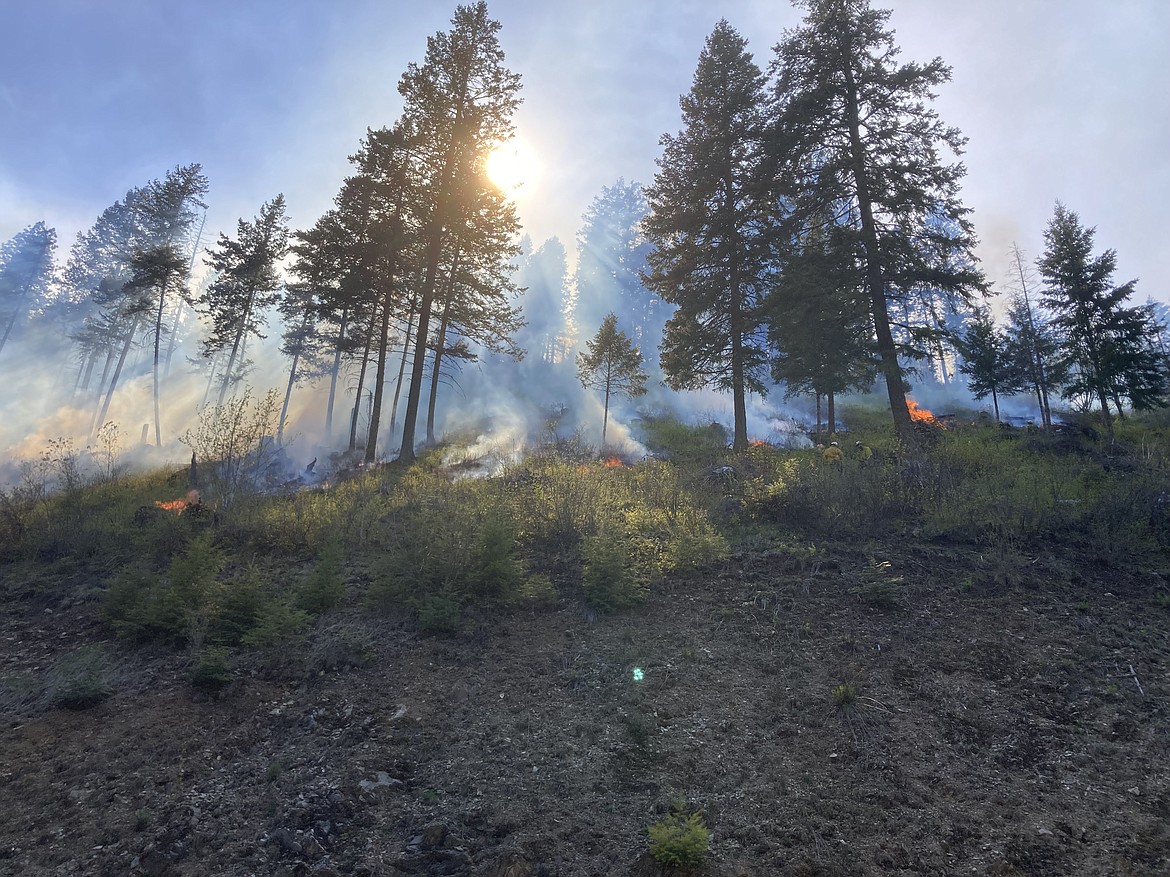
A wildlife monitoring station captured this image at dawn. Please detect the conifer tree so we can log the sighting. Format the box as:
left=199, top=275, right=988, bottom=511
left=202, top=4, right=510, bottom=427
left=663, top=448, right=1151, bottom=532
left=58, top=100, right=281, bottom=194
left=577, top=313, right=648, bottom=445
left=956, top=305, right=1018, bottom=422
left=643, top=20, right=772, bottom=450
left=770, top=0, right=983, bottom=444
left=767, top=213, right=876, bottom=435
left=1038, top=203, right=1165, bottom=438
left=0, top=221, right=57, bottom=356
left=200, top=194, right=289, bottom=407
left=575, top=181, right=660, bottom=346
left=394, top=1, right=522, bottom=463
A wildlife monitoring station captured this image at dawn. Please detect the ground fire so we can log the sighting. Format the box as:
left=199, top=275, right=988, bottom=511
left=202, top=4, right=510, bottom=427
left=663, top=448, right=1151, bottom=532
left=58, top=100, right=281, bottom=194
left=154, top=489, right=201, bottom=514
left=907, top=399, right=939, bottom=426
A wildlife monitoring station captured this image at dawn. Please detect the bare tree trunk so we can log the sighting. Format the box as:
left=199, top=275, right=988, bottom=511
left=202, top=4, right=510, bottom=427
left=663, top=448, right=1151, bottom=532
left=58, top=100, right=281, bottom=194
left=324, top=308, right=348, bottom=443
left=827, top=392, right=836, bottom=438
left=365, top=291, right=394, bottom=464
left=91, top=315, right=140, bottom=439
left=425, top=305, right=452, bottom=445
left=349, top=309, right=377, bottom=453
left=152, top=271, right=175, bottom=446
left=278, top=349, right=299, bottom=447
left=389, top=295, right=418, bottom=444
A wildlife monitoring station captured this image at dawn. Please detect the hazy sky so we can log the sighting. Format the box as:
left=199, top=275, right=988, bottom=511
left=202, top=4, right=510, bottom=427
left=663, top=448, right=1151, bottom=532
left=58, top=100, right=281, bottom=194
left=1, top=0, right=1167, bottom=302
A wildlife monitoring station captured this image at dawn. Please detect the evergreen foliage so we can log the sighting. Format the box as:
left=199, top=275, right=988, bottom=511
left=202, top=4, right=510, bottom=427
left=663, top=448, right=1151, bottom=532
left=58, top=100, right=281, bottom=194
left=956, top=305, right=1020, bottom=421
left=1037, top=203, right=1166, bottom=437
left=0, top=221, right=57, bottom=356
left=770, top=0, right=984, bottom=443
left=643, top=21, right=772, bottom=451
left=576, top=313, right=648, bottom=444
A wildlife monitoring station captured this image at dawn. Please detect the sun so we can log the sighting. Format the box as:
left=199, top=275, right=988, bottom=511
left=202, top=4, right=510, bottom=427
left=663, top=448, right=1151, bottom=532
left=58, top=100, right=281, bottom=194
left=484, top=137, right=540, bottom=196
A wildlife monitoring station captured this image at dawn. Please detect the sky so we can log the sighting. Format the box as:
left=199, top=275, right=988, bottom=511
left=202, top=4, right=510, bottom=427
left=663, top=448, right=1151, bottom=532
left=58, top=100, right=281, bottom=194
left=1, top=0, right=1168, bottom=298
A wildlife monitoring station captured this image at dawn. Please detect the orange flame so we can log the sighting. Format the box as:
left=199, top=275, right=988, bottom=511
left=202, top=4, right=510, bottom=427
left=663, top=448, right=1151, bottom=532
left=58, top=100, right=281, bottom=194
left=154, top=489, right=201, bottom=514
left=907, top=399, right=937, bottom=425
left=602, top=456, right=625, bottom=468
left=749, top=439, right=768, bottom=448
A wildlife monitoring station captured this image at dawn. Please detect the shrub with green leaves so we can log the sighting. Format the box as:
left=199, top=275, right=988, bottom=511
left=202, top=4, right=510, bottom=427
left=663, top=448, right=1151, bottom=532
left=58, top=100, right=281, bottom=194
left=648, top=810, right=710, bottom=868
left=189, top=647, right=233, bottom=691
left=295, top=541, right=346, bottom=613
left=47, top=645, right=114, bottom=709
left=582, top=534, right=642, bottom=612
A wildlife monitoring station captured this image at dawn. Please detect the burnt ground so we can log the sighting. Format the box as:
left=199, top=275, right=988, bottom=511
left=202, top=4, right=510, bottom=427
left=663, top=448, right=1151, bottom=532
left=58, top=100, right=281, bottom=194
left=1, top=539, right=1169, bottom=877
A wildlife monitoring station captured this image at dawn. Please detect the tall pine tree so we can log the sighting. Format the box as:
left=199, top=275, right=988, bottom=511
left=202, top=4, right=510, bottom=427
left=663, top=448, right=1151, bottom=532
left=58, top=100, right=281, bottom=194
left=643, top=20, right=772, bottom=450
left=770, top=0, right=983, bottom=444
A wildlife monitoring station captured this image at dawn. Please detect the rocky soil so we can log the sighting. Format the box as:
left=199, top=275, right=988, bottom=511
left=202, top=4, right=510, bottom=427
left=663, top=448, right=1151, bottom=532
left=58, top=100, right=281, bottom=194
left=2, top=540, right=1169, bottom=876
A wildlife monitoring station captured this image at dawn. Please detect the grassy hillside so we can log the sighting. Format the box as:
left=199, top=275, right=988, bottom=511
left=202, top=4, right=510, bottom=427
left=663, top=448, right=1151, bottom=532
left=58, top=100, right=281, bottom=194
left=2, top=409, right=1168, bottom=875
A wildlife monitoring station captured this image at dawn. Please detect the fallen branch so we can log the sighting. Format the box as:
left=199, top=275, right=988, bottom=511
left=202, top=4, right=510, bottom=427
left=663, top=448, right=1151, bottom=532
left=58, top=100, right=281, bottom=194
left=1128, top=664, right=1146, bottom=697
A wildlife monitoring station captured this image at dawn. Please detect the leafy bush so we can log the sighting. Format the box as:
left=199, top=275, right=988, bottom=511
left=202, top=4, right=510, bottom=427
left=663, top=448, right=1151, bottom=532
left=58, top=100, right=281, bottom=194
left=47, top=645, right=114, bottom=709
left=648, top=809, right=710, bottom=868
left=189, top=647, right=233, bottom=691
left=295, top=541, right=346, bottom=613
left=417, top=592, right=460, bottom=635
left=179, top=386, right=284, bottom=513
left=582, top=534, right=642, bottom=612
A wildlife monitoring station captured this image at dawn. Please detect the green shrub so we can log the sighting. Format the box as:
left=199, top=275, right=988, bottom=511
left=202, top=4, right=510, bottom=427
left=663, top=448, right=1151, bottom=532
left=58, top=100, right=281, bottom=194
left=47, top=645, right=114, bottom=709
left=417, top=592, right=460, bottom=635
left=189, top=647, right=233, bottom=691
left=241, top=598, right=310, bottom=648
left=648, top=810, right=710, bottom=868
left=468, top=515, right=525, bottom=603
left=295, top=541, right=346, bottom=613
left=582, top=534, right=642, bottom=612
left=638, top=414, right=729, bottom=467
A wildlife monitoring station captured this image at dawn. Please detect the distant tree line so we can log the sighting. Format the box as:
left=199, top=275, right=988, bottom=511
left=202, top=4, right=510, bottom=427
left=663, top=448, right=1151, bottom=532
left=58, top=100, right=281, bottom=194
left=2, top=0, right=1166, bottom=457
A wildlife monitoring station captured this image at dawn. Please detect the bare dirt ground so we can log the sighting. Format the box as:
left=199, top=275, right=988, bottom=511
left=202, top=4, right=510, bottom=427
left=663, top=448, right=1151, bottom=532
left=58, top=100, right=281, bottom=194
left=2, top=539, right=1168, bottom=876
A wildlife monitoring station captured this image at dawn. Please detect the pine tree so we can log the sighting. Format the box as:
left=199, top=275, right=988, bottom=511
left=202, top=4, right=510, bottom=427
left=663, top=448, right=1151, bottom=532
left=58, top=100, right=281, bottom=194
left=200, top=194, right=289, bottom=408
left=1003, top=244, right=1061, bottom=428
left=134, top=164, right=209, bottom=446
left=577, top=313, right=648, bottom=445
left=394, top=1, right=522, bottom=463
left=0, top=221, right=57, bottom=356
left=574, top=180, right=660, bottom=346
left=770, top=0, right=983, bottom=444
left=956, top=305, right=1019, bottom=422
left=515, top=237, right=570, bottom=365
left=1037, top=203, right=1165, bottom=438
left=767, top=213, right=877, bottom=436
left=643, top=20, right=772, bottom=450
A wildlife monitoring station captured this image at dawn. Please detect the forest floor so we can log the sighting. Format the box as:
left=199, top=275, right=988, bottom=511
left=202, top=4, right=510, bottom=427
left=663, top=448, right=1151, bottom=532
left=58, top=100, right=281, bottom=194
left=2, top=534, right=1169, bottom=876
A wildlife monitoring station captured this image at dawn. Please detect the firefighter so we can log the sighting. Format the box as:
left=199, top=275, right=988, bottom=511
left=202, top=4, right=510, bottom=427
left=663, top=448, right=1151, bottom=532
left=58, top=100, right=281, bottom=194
left=855, top=440, right=873, bottom=462
left=822, top=441, right=843, bottom=464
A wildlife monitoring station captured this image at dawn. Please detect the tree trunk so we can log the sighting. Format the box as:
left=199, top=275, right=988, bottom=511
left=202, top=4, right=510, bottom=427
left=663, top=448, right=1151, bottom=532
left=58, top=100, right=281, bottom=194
left=324, top=307, right=348, bottom=443
left=217, top=296, right=253, bottom=407
left=152, top=271, right=174, bottom=446
left=365, top=284, right=396, bottom=465
left=389, top=294, right=418, bottom=443
left=91, top=315, right=139, bottom=439
left=815, top=393, right=822, bottom=439
left=349, top=309, right=377, bottom=453
left=426, top=253, right=461, bottom=446
left=827, top=392, right=836, bottom=438
left=991, top=386, right=1000, bottom=422
left=425, top=314, right=449, bottom=446
left=399, top=229, right=446, bottom=463
left=0, top=310, right=19, bottom=356
left=278, top=350, right=299, bottom=447
left=842, top=57, right=912, bottom=445
left=602, top=379, right=611, bottom=445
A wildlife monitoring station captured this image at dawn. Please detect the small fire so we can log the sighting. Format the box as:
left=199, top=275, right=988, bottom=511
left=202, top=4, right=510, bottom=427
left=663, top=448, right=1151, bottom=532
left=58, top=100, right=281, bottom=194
left=154, top=489, right=201, bottom=514
left=907, top=399, right=938, bottom=425
left=602, top=456, right=625, bottom=469
left=749, top=439, right=768, bottom=448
